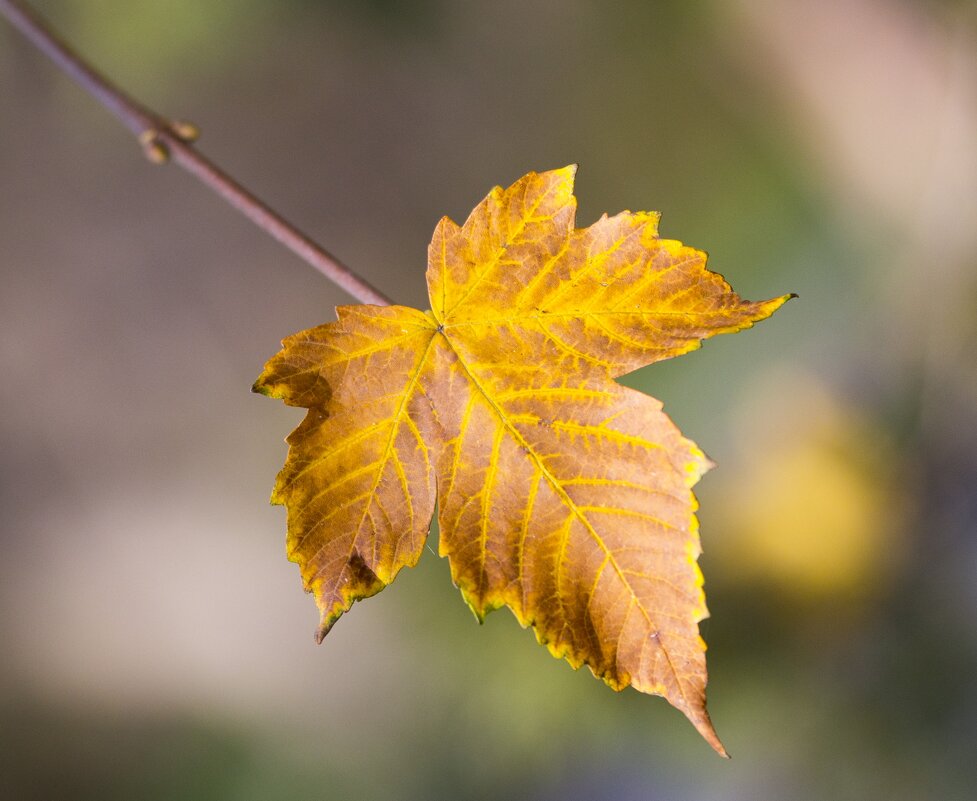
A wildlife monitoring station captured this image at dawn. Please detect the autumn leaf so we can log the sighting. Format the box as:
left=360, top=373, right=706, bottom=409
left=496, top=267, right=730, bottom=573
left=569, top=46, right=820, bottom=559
left=254, top=166, right=792, bottom=755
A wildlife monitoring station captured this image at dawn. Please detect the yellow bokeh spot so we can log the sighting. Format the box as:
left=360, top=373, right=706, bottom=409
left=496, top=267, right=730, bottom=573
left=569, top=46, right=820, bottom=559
left=713, top=369, right=906, bottom=600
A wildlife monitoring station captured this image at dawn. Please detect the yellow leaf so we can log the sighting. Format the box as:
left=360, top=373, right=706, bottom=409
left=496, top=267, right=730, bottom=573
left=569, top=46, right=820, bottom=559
left=255, top=167, right=792, bottom=755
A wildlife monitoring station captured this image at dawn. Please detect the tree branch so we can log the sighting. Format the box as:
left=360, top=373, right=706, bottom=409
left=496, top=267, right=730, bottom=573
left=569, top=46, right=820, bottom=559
left=0, top=0, right=393, bottom=307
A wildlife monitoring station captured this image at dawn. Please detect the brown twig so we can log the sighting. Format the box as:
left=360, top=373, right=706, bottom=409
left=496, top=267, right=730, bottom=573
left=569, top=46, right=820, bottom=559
left=0, top=0, right=393, bottom=306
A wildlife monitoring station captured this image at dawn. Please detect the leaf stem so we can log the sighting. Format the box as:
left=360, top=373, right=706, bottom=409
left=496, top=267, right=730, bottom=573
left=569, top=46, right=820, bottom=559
left=0, top=0, right=393, bottom=307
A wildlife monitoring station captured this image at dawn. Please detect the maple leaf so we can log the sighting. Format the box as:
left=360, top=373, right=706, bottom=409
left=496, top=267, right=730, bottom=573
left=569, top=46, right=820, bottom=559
left=254, top=166, right=792, bottom=755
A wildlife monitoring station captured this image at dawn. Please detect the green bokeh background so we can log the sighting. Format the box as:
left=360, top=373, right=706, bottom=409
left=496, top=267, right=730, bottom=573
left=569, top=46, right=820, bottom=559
left=2, top=1, right=975, bottom=798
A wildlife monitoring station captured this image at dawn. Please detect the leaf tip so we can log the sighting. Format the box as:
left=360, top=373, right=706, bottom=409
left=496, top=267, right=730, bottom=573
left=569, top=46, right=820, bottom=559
left=454, top=579, right=507, bottom=624
left=540, top=163, right=578, bottom=191
left=736, top=290, right=796, bottom=331
left=464, top=597, right=496, bottom=625
left=252, top=369, right=285, bottom=398
left=690, top=709, right=729, bottom=758
left=768, top=291, right=798, bottom=313
left=315, top=615, right=337, bottom=644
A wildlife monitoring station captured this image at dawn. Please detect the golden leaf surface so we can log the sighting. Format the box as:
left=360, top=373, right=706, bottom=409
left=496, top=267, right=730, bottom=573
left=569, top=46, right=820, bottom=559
left=254, top=166, right=792, bottom=755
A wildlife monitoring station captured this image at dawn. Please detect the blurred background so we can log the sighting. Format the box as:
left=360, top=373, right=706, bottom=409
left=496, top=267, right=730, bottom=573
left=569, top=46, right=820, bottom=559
left=1, top=0, right=975, bottom=798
